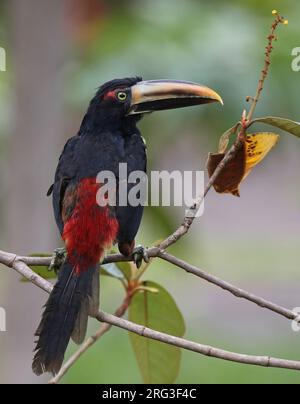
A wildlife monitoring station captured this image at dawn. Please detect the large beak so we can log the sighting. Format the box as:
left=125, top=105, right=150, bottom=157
left=128, top=79, right=223, bottom=115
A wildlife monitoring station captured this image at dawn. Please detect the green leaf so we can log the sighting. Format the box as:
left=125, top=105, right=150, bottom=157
left=251, top=116, right=300, bottom=138
left=129, top=281, right=185, bottom=384
left=116, top=261, right=133, bottom=281
left=100, top=263, right=125, bottom=279
left=21, top=253, right=56, bottom=282
left=218, top=123, right=240, bottom=153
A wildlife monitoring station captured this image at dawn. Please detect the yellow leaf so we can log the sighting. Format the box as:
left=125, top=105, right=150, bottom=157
left=243, top=132, right=279, bottom=180
left=207, top=132, right=279, bottom=197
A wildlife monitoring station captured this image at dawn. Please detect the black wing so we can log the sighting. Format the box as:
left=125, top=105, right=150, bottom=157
left=116, top=133, right=147, bottom=245
left=52, top=136, right=79, bottom=234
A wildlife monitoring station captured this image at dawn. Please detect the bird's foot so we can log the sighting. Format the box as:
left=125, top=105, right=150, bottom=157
left=132, top=245, right=150, bottom=269
left=49, top=247, right=67, bottom=274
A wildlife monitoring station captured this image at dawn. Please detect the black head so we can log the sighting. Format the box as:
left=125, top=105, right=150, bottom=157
left=81, top=77, right=142, bottom=131
left=80, top=76, right=223, bottom=133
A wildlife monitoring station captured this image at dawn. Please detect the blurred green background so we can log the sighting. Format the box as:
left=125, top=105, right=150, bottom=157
left=0, top=0, right=300, bottom=384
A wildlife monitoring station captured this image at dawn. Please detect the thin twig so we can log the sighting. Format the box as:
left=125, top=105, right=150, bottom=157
left=158, top=251, right=296, bottom=321
left=0, top=249, right=297, bottom=322
left=97, top=311, right=300, bottom=372
left=0, top=249, right=53, bottom=293
left=247, top=13, right=286, bottom=123
left=0, top=248, right=160, bottom=267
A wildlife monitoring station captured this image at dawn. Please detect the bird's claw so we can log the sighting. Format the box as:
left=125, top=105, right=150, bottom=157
left=49, top=247, right=67, bottom=274
left=132, top=245, right=149, bottom=269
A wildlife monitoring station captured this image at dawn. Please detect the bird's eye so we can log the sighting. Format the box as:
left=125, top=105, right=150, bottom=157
left=117, top=92, right=127, bottom=102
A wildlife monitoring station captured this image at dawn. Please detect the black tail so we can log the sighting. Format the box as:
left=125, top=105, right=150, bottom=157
left=32, top=259, right=98, bottom=376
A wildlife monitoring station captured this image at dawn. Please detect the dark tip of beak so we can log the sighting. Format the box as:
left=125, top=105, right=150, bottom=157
left=128, top=80, right=223, bottom=115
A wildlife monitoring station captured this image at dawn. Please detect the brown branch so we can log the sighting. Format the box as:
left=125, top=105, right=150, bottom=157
left=0, top=249, right=53, bottom=293
left=247, top=13, right=287, bottom=123
left=6, top=248, right=160, bottom=267
left=97, top=311, right=300, bottom=372
left=0, top=249, right=297, bottom=322
left=157, top=251, right=296, bottom=321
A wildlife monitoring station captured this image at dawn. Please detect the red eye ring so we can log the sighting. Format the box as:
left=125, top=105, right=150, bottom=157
left=103, top=90, right=127, bottom=101
left=103, top=90, right=115, bottom=100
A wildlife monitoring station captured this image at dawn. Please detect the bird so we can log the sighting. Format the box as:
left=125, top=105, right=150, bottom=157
left=32, top=77, right=223, bottom=375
